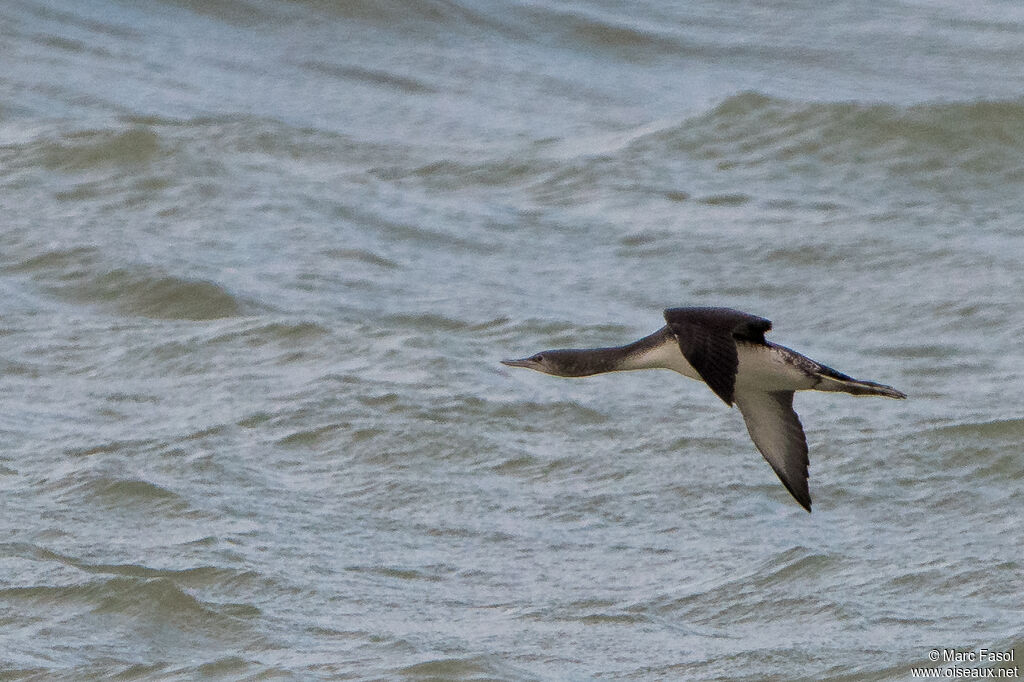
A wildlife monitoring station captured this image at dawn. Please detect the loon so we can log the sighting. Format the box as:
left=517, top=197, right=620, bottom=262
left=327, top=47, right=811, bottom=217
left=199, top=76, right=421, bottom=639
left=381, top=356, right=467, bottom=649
left=501, top=306, right=906, bottom=512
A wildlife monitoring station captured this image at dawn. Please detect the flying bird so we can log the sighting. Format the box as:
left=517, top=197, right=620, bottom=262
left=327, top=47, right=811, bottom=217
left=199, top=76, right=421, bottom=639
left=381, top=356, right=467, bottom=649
left=501, top=307, right=906, bottom=512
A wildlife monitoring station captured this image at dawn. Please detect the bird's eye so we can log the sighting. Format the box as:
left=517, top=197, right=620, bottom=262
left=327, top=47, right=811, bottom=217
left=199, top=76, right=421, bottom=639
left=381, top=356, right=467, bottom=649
left=533, top=354, right=544, bottom=363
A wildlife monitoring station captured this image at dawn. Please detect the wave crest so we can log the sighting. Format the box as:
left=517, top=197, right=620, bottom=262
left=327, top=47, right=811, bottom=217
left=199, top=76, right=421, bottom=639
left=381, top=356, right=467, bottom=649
left=9, top=247, right=241, bottom=320
left=658, top=91, right=1024, bottom=178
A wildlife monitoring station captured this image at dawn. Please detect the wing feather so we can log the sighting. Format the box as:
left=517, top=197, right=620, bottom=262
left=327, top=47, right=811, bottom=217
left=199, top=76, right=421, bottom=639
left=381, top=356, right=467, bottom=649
left=663, top=307, right=772, bottom=405
left=733, top=389, right=811, bottom=512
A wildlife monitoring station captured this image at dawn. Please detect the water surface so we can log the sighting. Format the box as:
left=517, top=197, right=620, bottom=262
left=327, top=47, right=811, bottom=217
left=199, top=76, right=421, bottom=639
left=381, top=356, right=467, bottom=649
left=2, top=0, right=1023, bottom=679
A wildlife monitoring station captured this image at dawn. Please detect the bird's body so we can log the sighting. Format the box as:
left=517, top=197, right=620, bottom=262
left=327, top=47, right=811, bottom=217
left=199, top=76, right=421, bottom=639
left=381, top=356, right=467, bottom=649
left=501, top=307, right=906, bottom=512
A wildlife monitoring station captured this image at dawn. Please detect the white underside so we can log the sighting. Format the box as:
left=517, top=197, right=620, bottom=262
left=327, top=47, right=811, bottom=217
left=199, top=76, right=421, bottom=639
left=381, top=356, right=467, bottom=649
left=735, top=344, right=818, bottom=392
left=624, top=337, right=816, bottom=393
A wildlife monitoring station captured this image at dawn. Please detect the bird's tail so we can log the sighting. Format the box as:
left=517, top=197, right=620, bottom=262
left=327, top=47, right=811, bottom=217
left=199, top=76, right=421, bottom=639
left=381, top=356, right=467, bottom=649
left=815, top=366, right=907, bottom=399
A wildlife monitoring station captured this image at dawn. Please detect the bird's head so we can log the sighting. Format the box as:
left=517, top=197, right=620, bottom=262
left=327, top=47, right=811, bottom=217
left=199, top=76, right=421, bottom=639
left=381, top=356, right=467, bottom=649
left=501, top=349, right=604, bottom=377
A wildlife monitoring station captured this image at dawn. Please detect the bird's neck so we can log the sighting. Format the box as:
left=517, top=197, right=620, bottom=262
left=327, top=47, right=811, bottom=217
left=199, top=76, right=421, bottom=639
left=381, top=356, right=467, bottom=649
left=553, top=347, right=630, bottom=376
left=555, top=327, right=674, bottom=376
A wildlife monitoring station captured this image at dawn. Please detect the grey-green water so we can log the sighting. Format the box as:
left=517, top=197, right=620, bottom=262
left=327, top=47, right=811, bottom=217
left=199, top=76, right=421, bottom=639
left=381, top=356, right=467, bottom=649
left=2, top=0, right=1023, bottom=679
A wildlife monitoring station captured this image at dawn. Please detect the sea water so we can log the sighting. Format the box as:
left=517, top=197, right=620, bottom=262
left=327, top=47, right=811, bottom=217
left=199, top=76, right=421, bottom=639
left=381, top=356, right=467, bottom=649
left=1, top=0, right=1022, bottom=678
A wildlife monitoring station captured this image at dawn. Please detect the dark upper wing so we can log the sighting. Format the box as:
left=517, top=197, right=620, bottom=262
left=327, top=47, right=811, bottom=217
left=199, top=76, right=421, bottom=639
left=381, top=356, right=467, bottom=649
left=733, top=389, right=811, bottom=512
left=663, top=307, right=772, bottom=405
